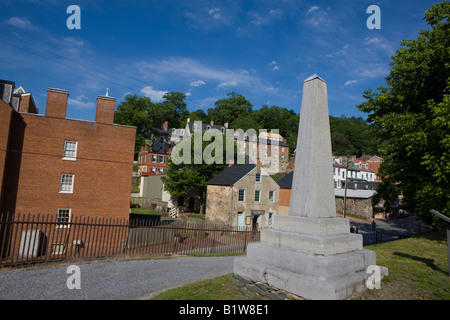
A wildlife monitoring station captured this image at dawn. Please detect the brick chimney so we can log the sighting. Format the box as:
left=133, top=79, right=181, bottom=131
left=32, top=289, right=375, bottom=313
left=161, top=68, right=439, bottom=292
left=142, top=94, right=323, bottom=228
left=96, top=95, right=116, bottom=125
left=162, top=121, right=168, bottom=131
left=18, top=93, right=38, bottom=114
left=45, top=88, right=69, bottom=118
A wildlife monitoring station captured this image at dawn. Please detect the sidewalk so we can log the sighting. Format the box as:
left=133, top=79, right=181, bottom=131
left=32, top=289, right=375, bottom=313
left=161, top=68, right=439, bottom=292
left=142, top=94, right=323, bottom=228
left=343, top=214, right=434, bottom=246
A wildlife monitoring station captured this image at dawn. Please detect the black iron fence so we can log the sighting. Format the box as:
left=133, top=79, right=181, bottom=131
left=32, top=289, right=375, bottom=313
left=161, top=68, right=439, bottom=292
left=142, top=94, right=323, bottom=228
left=0, top=212, right=260, bottom=267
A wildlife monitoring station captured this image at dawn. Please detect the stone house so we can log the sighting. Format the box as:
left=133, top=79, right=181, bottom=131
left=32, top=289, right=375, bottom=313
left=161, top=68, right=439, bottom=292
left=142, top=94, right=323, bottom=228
left=277, top=170, right=380, bottom=220
left=205, top=164, right=279, bottom=229
left=334, top=189, right=377, bottom=220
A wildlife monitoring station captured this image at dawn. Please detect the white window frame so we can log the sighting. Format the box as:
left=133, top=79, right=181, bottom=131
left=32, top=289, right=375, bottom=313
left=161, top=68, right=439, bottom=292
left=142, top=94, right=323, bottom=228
left=255, top=173, right=261, bottom=183
left=269, top=190, right=275, bottom=202
left=238, top=189, right=246, bottom=202
left=56, top=208, right=71, bottom=228
left=51, top=243, right=66, bottom=255
left=62, top=141, right=78, bottom=161
left=59, top=174, right=74, bottom=194
left=255, top=189, right=261, bottom=202
left=266, top=212, right=275, bottom=227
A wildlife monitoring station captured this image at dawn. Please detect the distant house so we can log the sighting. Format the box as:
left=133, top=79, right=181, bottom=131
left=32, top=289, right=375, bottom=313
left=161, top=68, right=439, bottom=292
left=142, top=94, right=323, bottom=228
left=276, top=170, right=381, bottom=220
left=205, top=164, right=279, bottom=229
left=137, top=146, right=170, bottom=175
left=277, top=171, right=293, bottom=215
left=184, top=119, right=290, bottom=174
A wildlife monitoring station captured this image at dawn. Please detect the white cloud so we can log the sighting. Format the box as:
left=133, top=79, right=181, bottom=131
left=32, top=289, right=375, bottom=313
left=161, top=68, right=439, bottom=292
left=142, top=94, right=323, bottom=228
left=208, top=8, right=221, bottom=20
left=140, top=86, right=168, bottom=102
left=307, top=6, right=320, bottom=15
left=137, top=57, right=261, bottom=90
left=269, top=9, right=282, bottom=17
left=364, top=37, right=393, bottom=53
left=304, top=6, right=332, bottom=27
left=248, top=12, right=270, bottom=26
left=345, top=80, right=358, bottom=86
left=68, top=95, right=95, bottom=110
left=270, top=61, right=279, bottom=71
left=217, top=80, right=238, bottom=89
left=184, top=5, right=234, bottom=29
left=5, top=17, right=36, bottom=30
left=190, top=80, right=206, bottom=87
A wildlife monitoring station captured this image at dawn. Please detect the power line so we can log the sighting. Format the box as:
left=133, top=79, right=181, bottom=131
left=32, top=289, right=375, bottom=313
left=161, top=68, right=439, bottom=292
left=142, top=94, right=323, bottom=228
left=0, top=31, right=208, bottom=109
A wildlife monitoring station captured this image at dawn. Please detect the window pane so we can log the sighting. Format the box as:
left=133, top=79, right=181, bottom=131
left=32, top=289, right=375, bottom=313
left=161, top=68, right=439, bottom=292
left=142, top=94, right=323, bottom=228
left=238, top=189, right=245, bottom=201
left=64, top=141, right=77, bottom=158
left=60, top=174, right=73, bottom=192
left=57, top=209, right=70, bottom=225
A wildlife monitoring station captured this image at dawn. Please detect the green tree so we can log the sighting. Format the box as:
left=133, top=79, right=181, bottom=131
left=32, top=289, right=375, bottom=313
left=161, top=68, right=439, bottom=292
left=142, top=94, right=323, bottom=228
left=207, top=92, right=253, bottom=125
left=357, top=1, right=450, bottom=222
left=114, top=94, right=155, bottom=156
left=161, top=131, right=237, bottom=214
left=329, top=116, right=381, bottom=156
left=159, top=92, right=190, bottom=128
left=114, top=92, right=190, bottom=156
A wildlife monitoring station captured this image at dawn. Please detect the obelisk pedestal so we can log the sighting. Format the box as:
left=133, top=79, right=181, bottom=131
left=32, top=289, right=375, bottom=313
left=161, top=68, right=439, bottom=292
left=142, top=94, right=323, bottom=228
left=233, top=75, right=387, bottom=300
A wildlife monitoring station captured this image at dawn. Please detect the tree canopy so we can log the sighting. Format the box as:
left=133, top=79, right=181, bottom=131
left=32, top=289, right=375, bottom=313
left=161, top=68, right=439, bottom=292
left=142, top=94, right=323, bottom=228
left=161, top=131, right=237, bottom=214
left=114, top=92, right=189, bottom=155
left=357, top=1, right=450, bottom=222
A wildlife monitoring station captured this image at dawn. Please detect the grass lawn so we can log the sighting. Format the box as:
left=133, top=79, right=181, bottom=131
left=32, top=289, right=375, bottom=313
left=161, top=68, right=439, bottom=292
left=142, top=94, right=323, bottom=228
left=151, top=230, right=450, bottom=300
left=130, top=207, right=167, bottom=215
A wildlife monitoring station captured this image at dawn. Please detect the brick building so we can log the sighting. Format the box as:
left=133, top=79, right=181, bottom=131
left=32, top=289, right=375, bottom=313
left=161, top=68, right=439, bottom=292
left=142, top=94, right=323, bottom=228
left=137, top=145, right=170, bottom=175
left=0, top=80, right=136, bottom=220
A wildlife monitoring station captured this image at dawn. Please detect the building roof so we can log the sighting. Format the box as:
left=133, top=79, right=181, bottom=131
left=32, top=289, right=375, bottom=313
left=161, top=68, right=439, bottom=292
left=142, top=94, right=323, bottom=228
left=334, top=188, right=376, bottom=199
left=277, top=171, right=293, bottom=189
left=207, top=164, right=257, bottom=186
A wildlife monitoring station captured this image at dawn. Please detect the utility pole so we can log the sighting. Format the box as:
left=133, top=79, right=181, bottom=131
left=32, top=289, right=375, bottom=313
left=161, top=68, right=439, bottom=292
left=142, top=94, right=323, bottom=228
left=343, top=153, right=349, bottom=218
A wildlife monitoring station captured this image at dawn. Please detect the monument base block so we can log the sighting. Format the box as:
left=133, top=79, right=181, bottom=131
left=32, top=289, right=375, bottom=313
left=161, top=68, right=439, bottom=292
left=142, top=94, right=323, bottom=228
left=234, top=216, right=388, bottom=300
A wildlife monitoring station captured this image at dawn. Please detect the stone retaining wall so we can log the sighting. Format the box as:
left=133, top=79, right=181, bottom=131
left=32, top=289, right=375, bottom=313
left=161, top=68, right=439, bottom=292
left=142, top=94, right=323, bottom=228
left=232, top=274, right=305, bottom=300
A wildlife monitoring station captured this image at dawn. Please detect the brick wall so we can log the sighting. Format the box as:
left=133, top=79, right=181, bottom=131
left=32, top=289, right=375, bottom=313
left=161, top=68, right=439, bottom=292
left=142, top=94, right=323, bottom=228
left=278, top=188, right=291, bottom=215
left=0, top=89, right=136, bottom=220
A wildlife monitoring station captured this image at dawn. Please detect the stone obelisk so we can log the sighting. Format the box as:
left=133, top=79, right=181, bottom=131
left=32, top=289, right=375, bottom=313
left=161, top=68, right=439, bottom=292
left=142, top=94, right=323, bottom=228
left=233, top=75, right=387, bottom=300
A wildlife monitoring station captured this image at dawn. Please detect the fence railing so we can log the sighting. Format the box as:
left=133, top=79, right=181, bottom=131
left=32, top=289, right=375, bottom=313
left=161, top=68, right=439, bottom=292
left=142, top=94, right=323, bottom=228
left=0, top=213, right=260, bottom=267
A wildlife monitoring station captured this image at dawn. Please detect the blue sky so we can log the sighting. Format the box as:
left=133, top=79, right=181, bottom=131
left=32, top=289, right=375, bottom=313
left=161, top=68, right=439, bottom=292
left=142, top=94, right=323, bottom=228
left=0, top=0, right=439, bottom=123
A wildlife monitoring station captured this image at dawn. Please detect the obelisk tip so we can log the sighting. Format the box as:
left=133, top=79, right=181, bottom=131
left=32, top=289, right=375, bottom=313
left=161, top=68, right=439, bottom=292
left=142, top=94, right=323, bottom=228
left=303, top=74, right=326, bottom=83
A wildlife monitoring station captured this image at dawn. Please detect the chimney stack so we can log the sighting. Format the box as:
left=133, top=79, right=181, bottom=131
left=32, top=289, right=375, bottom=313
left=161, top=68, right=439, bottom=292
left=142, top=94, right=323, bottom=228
left=45, top=88, right=68, bottom=118
left=163, top=121, right=168, bottom=131
left=96, top=95, right=116, bottom=125
left=18, top=93, right=38, bottom=114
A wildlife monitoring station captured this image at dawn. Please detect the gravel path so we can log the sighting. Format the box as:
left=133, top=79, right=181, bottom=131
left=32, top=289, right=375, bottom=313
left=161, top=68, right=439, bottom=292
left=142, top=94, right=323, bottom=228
left=0, top=256, right=236, bottom=300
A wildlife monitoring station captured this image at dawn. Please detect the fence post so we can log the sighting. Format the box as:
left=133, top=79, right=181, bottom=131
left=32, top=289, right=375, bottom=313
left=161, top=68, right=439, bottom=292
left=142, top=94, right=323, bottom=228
left=429, top=209, right=450, bottom=276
